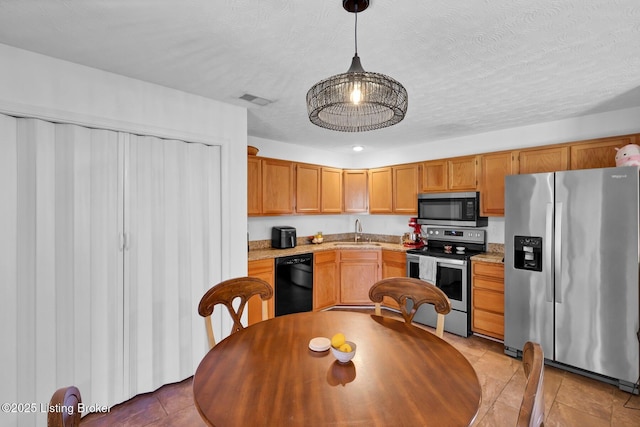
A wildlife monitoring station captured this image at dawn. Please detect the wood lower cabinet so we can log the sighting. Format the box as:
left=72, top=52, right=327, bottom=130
left=313, top=250, right=339, bottom=310
left=518, top=145, right=569, bottom=174
left=478, top=151, right=516, bottom=216
left=471, top=261, right=504, bottom=340
left=339, top=250, right=381, bottom=304
left=343, top=169, right=368, bottom=213
left=381, top=250, right=407, bottom=310
left=247, top=258, right=275, bottom=326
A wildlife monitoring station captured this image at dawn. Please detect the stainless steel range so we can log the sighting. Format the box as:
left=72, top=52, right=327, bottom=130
left=406, top=225, right=486, bottom=337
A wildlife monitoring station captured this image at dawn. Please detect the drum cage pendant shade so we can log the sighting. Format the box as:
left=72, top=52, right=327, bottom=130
left=306, top=0, right=408, bottom=132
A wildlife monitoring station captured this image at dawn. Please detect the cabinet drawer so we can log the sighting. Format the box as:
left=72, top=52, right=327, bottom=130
left=473, top=261, right=504, bottom=279
left=382, top=250, right=406, bottom=264
left=473, top=276, right=504, bottom=292
left=315, top=250, right=337, bottom=264
left=473, top=289, right=504, bottom=314
left=339, top=250, right=380, bottom=261
left=472, top=309, right=504, bottom=339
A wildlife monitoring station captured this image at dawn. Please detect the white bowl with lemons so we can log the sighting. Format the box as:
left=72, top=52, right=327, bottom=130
left=330, top=333, right=356, bottom=363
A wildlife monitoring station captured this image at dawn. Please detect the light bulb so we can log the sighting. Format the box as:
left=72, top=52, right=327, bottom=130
left=350, top=84, right=362, bottom=104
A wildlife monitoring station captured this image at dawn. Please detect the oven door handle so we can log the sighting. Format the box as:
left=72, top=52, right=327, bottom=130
left=433, top=257, right=466, bottom=266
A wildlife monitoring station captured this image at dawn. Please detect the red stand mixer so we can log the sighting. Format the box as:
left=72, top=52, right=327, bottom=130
left=403, top=217, right=425, bottom=248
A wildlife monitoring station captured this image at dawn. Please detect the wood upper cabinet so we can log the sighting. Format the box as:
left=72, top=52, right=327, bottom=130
left=262, top=158, right=295, bottom=214
left=247, top=258, right=275, bottom=325
left=517, top=145, right=569, bottom=174
left=478, top=151, right=517, bottom=216
left=368, top=167, right=394, bottom=213
left=343, top=169, right=368, bottom=213
left=247, top=156, right=262, bottom=216
left=313, top=250, right=339, bottom=310
left=321, top=167, right=343, bottom=213
left=471, top=261, right=504, bottom=340
left=296, top=163, right=321, bottom=213
left=420, top=160, right=448, bottom=192
left=448, top=156, right=478, bottom=191
left=570, top=135, right=636, bottom=170
left=393, top=163, right=419, bottom=214
left=339, top=250, right=381, bottom=304
left=381, top=250, right=407, bottom=310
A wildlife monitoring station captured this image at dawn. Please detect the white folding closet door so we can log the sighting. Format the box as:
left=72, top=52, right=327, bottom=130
left=0, top=115, right=223, bottom=426
left=0, top=117, right=124, bottom=427
left=124, top=134, right=221, bottom=397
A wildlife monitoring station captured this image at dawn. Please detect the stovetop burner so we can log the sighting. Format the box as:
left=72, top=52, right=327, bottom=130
left=407, top=225, right=487, bottom=260
left=406, top=246, right=483, bottom=261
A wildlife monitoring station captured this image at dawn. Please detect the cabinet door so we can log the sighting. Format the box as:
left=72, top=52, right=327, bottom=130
left=448, top=156, right=478, bottom=191
left=339, top=250, right=381, bottom=304
left=343, top=170, right=368, bottom=213
left=248, top=258, right=275, bottom=325
left=570, top=135, right=636, bottom=170
left=518, top=145, right=569, bottom=174
left=393, top=164, right=418, bottom=214
left=296, top=163, right=321, bottom=213
left=420, top=160, right=448, bottom=192
left=247, top=156, right=262, bottom=215
left=262, top=159, right=294, bottom=214
left=321, top=167, right=343, bottom=213
left=313, top=250, right=338, bottom=310
left=368, top=167, right=393, bottom=213
left=381, top=250, right=407, bottom=309
left=478, top=151, right=516, bottom=216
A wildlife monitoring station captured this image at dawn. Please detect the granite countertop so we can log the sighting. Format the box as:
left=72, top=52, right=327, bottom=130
left=471, top=252, right=504, bottom=264
left=248, top=241, right=409, bottom=261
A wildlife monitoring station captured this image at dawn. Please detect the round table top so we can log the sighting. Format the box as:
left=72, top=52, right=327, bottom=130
left=193, top=310, right=481, bottom=427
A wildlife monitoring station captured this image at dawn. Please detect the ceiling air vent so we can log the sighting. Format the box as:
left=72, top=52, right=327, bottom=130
left=239, top=93, right=273, bottom=106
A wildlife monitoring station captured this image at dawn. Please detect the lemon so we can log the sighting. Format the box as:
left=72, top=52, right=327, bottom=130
left=331, top=332, right=346, bottom=348
left=339, top=343, right=352, bottom=353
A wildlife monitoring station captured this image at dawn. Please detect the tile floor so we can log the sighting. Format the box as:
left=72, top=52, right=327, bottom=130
left=81, top=310, right=640, bottom=426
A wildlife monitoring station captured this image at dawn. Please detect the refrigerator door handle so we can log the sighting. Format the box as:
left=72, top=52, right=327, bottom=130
left=545, top=203, right=554, bottom=303
left=554, top=202, right=563, bottom=303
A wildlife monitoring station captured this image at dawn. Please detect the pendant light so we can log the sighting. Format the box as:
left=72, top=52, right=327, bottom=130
left=306, top=0, right=408, bottom=132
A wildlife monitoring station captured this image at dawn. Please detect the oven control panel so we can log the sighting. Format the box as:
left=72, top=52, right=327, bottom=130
left=424, top=226, right=485, bottom=244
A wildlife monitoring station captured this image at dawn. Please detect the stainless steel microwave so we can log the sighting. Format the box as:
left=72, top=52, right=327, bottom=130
left=417, top=192, right=488, bottom=227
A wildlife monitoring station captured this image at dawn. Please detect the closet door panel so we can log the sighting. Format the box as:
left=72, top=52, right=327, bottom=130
left=0, top=114, right=18, bottom=427
left=125, top=135, right=222, bottom=396
left=5, top=118, right=123, bottom=426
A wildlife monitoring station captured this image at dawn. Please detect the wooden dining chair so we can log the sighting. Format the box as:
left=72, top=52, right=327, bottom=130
left=368, top=277, right=452, bottom=338
left=198, top=276, right=273, bottom=349
left=517, top=341, right=545, bottom=427
left=47, top=386, right=82, bottom=427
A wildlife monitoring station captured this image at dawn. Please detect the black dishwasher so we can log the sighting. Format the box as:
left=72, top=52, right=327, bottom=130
left=275, top=253, right=313, bottom=316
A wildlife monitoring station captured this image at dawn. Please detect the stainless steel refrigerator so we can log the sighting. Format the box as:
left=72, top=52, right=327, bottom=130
left=505, top=166, right=639, bottom=393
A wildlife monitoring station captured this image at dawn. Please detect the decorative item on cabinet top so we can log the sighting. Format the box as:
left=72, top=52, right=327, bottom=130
left=248, top=146, right=259, bottom=156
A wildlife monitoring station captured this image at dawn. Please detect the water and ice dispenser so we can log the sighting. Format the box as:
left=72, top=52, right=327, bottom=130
left=513, top=236, right=543, bottom=271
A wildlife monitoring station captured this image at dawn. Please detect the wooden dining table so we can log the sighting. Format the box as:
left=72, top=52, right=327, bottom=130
left=193, top=310, right=482, bottom=426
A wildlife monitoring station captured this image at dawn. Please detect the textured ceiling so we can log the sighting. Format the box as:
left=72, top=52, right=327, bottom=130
left=0, top=0, right=639, bottom=154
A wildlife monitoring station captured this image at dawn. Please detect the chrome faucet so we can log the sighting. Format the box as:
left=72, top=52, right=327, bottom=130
left=355, top=219, right=362, bottom=242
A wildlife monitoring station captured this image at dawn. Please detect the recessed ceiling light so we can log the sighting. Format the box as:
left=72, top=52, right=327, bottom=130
left=352, top=145, right=364, bottom=152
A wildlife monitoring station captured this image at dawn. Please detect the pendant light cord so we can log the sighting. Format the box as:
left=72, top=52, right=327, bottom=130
left=354, top=8, right=358, bottom=55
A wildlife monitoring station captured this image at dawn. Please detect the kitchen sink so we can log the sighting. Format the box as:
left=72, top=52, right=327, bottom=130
left=331, top=242, right=382, bottom=246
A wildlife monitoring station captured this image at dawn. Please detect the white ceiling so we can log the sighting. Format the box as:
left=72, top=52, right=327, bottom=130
left=0, top=0, right=639, bottom=154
